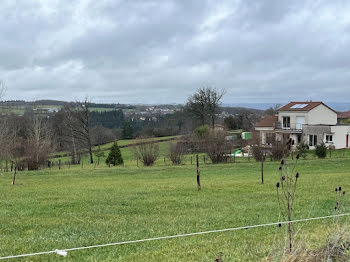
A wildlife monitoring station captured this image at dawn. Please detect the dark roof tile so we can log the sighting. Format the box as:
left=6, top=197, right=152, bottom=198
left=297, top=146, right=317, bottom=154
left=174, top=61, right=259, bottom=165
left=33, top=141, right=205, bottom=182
left=338, top=110, right=350, bottom=119
left=255, top=115, right=278, bottom=127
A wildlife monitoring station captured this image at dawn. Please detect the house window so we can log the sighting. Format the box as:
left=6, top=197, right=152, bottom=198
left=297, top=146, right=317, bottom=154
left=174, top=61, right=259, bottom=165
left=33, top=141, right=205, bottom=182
left=297, top=134, right=302, bottom=144
left=309, top=135, right=317, bottom=146
left=326, top=135, right=333, bottom=143
left=283, top=116, right=290, bottom=129
left=296, top=116, right=305, bottom=130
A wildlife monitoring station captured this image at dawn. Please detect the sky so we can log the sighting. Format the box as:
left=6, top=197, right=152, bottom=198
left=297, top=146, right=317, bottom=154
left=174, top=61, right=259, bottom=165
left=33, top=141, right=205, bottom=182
left=1, top=0, right=350, bottom=104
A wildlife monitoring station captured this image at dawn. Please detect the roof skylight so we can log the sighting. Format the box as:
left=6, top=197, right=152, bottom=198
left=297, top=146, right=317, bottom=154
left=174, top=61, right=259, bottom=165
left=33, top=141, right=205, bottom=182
left=290, top=103, right=308, bottom=109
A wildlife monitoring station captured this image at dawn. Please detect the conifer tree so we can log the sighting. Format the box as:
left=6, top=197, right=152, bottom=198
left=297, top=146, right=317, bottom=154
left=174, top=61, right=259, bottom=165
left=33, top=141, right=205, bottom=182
left=106, top=142, right=124, bottom=166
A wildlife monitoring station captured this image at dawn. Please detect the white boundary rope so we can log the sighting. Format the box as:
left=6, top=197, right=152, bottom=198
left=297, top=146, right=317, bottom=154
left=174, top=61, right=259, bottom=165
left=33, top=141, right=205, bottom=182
left=1, top=213, right=349, bottom=260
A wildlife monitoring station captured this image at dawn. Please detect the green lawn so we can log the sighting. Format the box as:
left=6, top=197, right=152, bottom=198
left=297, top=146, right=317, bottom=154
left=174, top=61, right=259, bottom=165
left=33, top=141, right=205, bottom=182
left=51, top=137, right=178, bottom=165
left=1, top=156, right=350, bottom=261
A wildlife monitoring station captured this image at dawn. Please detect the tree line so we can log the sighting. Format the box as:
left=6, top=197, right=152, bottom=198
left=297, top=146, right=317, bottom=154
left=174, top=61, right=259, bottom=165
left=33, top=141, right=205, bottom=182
left=0, top=86, right=263, bottom=171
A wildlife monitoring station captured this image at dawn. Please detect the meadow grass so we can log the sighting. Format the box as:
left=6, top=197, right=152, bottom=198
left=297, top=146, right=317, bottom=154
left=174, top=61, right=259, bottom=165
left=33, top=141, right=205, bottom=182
left=1, top=155, right=350, bottom=261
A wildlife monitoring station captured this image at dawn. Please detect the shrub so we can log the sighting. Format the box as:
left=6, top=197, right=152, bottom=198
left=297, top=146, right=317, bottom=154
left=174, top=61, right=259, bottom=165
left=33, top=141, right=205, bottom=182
left=315, top=142, right=327, bottom=158
left=271, top=141, right=287, bottom=161
left=194, top=125, right=209, bottom=138
left=106, top=142, right=123, bottom=166
left=251, top=145, right=265, bottom=162
left=168, top=142, right=186, bottom=165
left=203, top=130, right=232, bottom=164
left=132, top=139, right=159, bottom=166
left=297, top=141, right=309, bottom=159
left=25, top=138, right=52, bottom=170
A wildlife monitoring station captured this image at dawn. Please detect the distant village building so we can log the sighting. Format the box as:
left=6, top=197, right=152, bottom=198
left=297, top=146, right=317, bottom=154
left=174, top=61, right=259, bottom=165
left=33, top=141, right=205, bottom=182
left=254, top=102, right=350, bottom=149
left=338, top=111, right=350, bottom=124
left=213, top=124, right=226, bottom=131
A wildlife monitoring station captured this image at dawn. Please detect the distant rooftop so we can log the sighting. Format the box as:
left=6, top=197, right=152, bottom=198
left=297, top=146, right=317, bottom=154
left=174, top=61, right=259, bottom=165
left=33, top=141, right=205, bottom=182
left=255, top=115, right=278, bottom=127
left=338, top=110, right=350, bottom=119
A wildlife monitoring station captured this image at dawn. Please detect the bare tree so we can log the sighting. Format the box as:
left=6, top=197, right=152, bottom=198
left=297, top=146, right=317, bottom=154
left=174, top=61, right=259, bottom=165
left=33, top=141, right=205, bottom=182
left=0, top=80, right=5, bottom=99
left=60, top=103, right=80, bottom=164
left=0, top=116, right=11, bottom=170
left=186, top=87, right=225, bottom=127
left=62, top=98, right=94, bottom=164
left=75, top=98, right=94, bottom=164
left=24, top=114, right=52, bottom=170
left=5, top=116, right=25, bottom=184
left=264, top=104, right=282, bottom=116
left=91, top=125, right=116, bottom=146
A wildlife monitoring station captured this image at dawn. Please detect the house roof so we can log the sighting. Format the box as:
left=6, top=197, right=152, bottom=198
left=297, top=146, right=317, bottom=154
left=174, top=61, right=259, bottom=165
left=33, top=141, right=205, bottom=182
left=255, top=115, right=278, bottom=127
left=278, top=101, right=337, bottom=113
left=338, top=110, right=350, bottom=119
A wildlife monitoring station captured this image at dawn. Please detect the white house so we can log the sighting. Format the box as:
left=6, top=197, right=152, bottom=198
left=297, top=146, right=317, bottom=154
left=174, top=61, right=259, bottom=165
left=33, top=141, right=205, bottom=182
left=255, top=102, right=350, bottom=149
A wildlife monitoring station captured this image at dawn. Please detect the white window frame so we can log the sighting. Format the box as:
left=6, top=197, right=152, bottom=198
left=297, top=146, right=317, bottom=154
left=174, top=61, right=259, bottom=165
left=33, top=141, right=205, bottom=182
left=282, top=116, right=291, bottom=129
left=325, top=134, right=333, bottom=143
left=296, top=116, right=305, bottom=130
left=309, top=135, right=317, bottom=147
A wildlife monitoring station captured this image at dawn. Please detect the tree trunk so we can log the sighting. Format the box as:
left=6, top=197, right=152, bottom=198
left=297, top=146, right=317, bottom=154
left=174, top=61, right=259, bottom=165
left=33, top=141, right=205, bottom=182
left=89, top=143, right=94, bottom=164
left=71, top=128, right=77, bottom=164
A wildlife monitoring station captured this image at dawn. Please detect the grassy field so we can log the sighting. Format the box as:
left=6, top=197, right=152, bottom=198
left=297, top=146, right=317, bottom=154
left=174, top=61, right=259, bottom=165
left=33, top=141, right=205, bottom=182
left=52, top=135, right=350, bottom=167
left=1, top=153, right=350, bottom=261
left=51, top=136, right=178, bottom=164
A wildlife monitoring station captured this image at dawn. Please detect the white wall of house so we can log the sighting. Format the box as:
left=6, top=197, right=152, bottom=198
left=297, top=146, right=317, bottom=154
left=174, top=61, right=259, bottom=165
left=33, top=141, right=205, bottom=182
left=278, top=111, right=308, bottom=129
left=255, top=127, right=274, bottom=144
left=278, top=104, right=337, bottom=129
left=308, top=104, right=337, bottom=125
left=330, top=126, right=350, bottom=149
left=256, top=103, right=350, bottom=149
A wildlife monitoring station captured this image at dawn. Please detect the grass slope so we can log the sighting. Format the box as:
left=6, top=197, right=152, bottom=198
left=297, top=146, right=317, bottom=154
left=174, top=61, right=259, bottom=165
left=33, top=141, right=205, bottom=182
left=1, top=157, right=350, bottom=261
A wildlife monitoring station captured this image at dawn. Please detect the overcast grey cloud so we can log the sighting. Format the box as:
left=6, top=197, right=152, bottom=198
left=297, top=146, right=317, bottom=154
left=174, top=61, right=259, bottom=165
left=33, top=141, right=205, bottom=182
left=1, top=0, right=350, bottom=104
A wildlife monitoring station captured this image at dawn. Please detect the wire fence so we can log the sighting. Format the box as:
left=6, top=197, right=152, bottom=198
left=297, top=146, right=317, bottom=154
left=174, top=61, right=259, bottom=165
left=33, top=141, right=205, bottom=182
left=1, top=213, right=349, bottom=260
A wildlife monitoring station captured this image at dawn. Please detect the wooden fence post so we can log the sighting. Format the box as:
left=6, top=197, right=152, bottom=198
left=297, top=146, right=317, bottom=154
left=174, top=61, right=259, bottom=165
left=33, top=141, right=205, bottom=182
left=59, top=159, right=61, bottom=170
left=196, top=154, right=201, bottom=190
left=261, top=154, right=265, bottom=184
left=12, top=166, right=17, bottom=185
